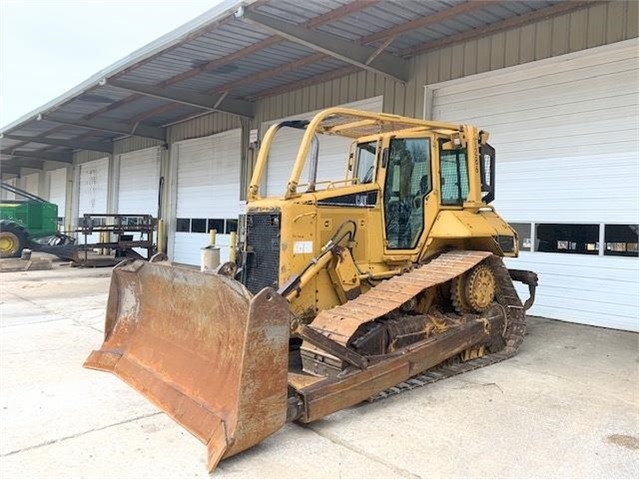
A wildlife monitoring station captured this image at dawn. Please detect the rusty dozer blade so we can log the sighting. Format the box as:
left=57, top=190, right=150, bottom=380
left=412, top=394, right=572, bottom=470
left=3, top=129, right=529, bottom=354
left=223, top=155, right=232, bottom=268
left=84, top=260, right=290, bottom=472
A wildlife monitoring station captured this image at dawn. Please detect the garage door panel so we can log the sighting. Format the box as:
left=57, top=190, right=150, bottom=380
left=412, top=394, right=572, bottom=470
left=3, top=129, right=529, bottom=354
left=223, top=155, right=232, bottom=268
left=497, top=140, right=639, bottom=164
left=509, top=257, right=637, bottom=284
left=495, top=132, right=637, bottom=161
left=531, top=286, right=638, bottom=312
left=2, top=178, right=17, bottom=200
left=47, top=168, right=67, bottom=225
left=436, top=61, right=637, bottom=109
left=506, top=254, right=638, bottom=331
left=433, top=40, right=638, bottom=330
left=527, top=303, right=636, bottom=331
left=173, top=129, right=240, bottom=265
left=435, top=52, right=636, bottom=99
left=440, top=93, right=637, bottom=130
left=533, top=294, right=637, bottom=319
left=118, top=147, right=161, bottom=216
left=24, top=173, right=39, bottom=196
left=522, top=297, right=637, bottom=328
left=467, top=101, right=637, bottom=136
left=494, top=154, right=639, bottom=224
left=78, top=158, right=109, bottom=215
left=78, top=157, right=109, bottom=244
left=177, top=185, right=239, bottom=218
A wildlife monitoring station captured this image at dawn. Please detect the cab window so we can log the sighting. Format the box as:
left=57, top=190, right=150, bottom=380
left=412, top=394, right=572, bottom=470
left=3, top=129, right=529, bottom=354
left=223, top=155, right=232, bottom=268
left=384, top=138, right=431, bottom=249
left=439, top=143, right=469, bottom=205
left=354, top=141, right=377, bottom=184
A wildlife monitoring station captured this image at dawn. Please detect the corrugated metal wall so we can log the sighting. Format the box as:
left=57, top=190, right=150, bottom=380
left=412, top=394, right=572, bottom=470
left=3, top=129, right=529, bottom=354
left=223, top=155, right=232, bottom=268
left=73, top=150, right=108, bottom=164
left=165, top=112, right=241, bottom=145
left=113, top=137, right=164, bottom=156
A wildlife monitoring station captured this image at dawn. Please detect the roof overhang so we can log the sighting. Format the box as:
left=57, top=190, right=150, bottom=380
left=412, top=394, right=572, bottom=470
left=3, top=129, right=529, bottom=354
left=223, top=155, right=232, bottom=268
left=0, top=0, right=596, bottom=173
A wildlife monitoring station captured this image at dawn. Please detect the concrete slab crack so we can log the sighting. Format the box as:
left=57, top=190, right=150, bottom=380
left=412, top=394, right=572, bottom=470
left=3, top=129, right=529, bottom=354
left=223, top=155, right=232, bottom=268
left=1, top=412, right=162, bottom=457
left=301, top=424, right=422, bottom=479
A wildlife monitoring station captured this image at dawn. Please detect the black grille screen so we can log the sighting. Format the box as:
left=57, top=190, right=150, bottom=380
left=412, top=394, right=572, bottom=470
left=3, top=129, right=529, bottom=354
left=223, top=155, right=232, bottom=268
left=243, top=212, right=281, bottom=294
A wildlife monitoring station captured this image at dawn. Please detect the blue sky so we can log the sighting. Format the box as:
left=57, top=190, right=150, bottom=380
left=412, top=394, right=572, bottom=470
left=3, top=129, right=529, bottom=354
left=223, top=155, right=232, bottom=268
left=0, top=0, right=220, bottom=128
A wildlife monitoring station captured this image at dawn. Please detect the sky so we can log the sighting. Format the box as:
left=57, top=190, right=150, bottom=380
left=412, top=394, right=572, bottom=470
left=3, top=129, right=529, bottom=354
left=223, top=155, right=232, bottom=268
left=0, top=0, right=223, bottom=128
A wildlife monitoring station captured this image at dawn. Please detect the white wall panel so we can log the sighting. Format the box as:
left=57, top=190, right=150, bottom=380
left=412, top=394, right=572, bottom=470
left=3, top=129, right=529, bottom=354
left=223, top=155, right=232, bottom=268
left=78, top=157, right=109, bottom=244
left=494, top=154, right=639, bottom=224
left=172, top=129, right=241, bottom=265
left=117, top=147, right=161, bottom=216
left=24, top=173, right=39, bottom=196
left=506, top=253, right=638, bottom=331
left=47, top=168, right=67, bottom=223
left=430, top=40, right=639, bottom=330
left=2, top=178, right=17, bottom=200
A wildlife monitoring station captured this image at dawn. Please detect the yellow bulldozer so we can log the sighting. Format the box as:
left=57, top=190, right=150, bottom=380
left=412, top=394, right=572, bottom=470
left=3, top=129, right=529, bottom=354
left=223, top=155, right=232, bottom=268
left=85, top=108, right=538, bottom=472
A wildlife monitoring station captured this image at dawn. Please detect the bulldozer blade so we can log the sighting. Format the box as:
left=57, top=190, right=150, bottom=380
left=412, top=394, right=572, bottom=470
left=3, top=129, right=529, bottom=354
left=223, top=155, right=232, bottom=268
left=84, top=260, right=290, bottom=471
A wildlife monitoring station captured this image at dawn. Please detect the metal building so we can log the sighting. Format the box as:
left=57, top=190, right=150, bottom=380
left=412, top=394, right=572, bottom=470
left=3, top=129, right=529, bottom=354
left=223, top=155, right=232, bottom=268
left=1, top=0, right=637, bottom=331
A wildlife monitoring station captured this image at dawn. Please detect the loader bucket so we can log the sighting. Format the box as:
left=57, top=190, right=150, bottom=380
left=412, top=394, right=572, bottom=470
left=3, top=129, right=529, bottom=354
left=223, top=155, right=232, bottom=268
left=84, top=260, right=290, bottom=471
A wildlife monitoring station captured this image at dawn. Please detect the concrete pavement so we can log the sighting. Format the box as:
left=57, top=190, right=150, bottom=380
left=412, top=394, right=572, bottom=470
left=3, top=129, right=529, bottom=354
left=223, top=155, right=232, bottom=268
left=1, top=264, right=637, bottom=478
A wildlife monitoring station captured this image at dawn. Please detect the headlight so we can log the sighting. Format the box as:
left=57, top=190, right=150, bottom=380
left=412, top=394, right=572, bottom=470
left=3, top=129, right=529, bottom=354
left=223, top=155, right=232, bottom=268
left=495, top=235, right=515, bottom=252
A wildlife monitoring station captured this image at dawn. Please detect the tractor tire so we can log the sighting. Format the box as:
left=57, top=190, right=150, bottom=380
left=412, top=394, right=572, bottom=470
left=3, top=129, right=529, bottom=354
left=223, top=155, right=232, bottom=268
left=0, top=220, right=28, bottom=258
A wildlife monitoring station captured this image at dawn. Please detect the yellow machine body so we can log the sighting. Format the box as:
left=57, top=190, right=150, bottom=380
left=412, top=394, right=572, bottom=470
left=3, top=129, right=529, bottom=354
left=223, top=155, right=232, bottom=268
left=245, top=108, right=517, bottom=319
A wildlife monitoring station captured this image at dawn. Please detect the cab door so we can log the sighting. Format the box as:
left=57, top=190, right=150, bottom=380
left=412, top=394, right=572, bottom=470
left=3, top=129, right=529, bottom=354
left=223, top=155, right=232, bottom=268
left=379, top=133, right=437, bottom=260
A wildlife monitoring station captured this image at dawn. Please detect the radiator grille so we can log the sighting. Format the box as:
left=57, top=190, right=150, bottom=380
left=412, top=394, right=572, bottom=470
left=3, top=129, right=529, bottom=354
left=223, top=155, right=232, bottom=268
left=244, top=211, right=281, bottom=294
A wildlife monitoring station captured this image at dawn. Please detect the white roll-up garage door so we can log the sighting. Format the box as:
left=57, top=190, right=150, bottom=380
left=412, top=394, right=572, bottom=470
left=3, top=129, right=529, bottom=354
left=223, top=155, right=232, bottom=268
left=78, top=157, right=109, bottom=244
left=47, top=168, right=67, bottom=225
left=171, top=129, right=241, bottom=265
left=261, top=96, right=383, bottom=198
left=24, top=173, right=39, bottom=196
left=429, top=39, right=638, bottom=331
left=117, top=147, right=161, bottom=217
left=2, top=177, right=17, bottom=200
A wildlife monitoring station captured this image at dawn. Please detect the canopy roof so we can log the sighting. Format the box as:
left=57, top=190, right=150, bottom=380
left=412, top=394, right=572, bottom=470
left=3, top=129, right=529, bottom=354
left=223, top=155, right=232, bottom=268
left=0, top=0, right=588, bottom=174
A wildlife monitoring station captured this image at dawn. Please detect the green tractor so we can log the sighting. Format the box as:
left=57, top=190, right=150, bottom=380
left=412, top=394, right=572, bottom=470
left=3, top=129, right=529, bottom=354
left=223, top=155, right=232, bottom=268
left=0, top=181, right=72, bottom=258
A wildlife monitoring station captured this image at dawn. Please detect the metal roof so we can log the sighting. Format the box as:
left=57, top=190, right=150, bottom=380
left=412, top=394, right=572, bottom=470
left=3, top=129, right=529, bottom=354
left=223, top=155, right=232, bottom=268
left=0, top=0, right=592, bottom=174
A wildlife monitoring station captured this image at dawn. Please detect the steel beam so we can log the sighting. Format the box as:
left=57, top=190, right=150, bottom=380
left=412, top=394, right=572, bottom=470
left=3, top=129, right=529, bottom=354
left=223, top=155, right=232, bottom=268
left=1, top=149, right=73, bottom=164
left=107, top=79, right=255, bottom=118
left=212, top=53, right=326, bottom=95
left=237, top=8, right=409, bottom=83
left=42, top=116, right=166, bottom=141
left=1, top=134, right=112, bottom=153
left=1, top=158, right=44, bottom=170
left=0, top=165, right=20, bottom=176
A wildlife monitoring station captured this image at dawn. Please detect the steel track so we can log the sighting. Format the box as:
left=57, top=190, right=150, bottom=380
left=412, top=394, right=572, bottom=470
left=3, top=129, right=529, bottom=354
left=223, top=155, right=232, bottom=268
left=368, top=255, right=526, bottom=401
